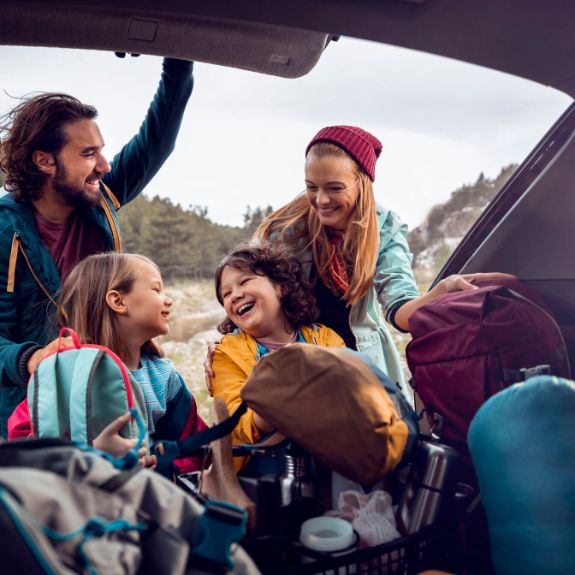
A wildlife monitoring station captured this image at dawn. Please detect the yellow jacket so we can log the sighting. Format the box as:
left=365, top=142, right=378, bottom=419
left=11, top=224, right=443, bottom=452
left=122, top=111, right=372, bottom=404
left=212, top=324, right=345, bottom=470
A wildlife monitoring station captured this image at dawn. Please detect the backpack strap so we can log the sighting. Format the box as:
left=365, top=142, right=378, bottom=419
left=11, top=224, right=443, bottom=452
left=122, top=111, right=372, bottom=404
left=31, top=353, right=63, bottom=439
left=69, top=348, right=105, bottom=445
left=154, top=402, right=248, bottom=477
left=98, top=183, right=121, bottom=252
left=9, top=235, right=59, bottom=308
left=6, top=233, right=19, bottom=293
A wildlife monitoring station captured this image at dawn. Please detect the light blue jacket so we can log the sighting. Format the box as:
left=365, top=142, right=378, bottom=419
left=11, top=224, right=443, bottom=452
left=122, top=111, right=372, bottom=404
left=348, top=206, right=419, bottom=400
left=294, top=205, right=419, bottom=401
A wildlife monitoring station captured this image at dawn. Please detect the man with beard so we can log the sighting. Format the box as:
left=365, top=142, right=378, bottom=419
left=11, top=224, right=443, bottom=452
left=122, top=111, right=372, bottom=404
left=0, top=57, right=193, bottom=436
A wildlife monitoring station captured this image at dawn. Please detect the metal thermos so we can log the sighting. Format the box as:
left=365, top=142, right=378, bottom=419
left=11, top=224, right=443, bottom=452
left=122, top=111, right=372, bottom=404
left=280, top=445, right=319, bottom=507
left=397, top=440, right=459, bottom=534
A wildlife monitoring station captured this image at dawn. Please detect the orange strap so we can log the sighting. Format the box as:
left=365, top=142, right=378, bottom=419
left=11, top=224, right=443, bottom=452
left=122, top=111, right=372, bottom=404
left=100, top=182, right=120, bottom=210
left=7, top=233, right=19, bottom=293
left=98, top=194, right=122, bottom=252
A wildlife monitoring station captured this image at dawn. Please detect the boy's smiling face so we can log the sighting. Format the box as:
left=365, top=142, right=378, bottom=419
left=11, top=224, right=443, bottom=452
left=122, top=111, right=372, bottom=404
left=219, top=265, right=290, bottom=341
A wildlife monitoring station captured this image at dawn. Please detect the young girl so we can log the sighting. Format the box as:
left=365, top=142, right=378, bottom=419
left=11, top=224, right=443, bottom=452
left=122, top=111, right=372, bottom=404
left=211, top=243, right=344, bottom=469
left=9, top=252, right=207, bottom=472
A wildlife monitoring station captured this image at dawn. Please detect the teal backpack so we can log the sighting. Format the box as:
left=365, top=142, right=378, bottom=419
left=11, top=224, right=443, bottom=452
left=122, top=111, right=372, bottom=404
left=27, top=328, right=149, bottom=449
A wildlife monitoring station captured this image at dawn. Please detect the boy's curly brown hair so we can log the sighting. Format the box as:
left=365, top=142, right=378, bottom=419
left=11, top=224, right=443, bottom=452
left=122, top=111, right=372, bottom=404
left=215, top=242, right=319, bottom=335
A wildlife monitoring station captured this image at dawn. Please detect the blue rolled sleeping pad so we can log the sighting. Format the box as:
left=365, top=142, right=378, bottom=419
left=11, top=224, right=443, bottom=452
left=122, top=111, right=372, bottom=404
left=468, top=375, right=575, bottom=575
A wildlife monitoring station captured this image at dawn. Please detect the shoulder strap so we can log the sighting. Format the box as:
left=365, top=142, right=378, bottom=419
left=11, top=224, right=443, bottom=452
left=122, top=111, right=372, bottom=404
left=6, top=233, right=19, bottom=293
left=30, top=353, right=62, bottom=439
left=100, top=182, right=121, bottom=210
left=98, top=184, right=122, bottom=252
left=154, top=402, right=248, bottom=477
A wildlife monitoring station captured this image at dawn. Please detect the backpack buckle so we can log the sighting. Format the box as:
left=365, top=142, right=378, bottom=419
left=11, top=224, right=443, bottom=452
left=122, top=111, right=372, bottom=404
left=520, top=364, right=551, bottom=380
left=430, top=412, right=444, bottom=442
left=190, top=500, right=247, bottom=572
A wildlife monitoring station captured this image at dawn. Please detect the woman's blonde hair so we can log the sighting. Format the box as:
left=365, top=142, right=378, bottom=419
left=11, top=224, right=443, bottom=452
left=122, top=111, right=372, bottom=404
left=255, top=142, right=379, bottom=305
left=57, top=252, right=164, bottom=360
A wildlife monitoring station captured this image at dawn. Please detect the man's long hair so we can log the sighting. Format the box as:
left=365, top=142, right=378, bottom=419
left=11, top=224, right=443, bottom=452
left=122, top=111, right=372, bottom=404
left=0, top=93, right=97, bottom=202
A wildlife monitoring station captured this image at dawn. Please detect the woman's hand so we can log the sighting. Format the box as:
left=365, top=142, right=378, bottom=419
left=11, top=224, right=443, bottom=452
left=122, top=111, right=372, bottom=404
left=434, top=272, right=516, bottom=295
left=204, top=341, right=219, bottom=396
left=395, top=272, right=516, bottom=332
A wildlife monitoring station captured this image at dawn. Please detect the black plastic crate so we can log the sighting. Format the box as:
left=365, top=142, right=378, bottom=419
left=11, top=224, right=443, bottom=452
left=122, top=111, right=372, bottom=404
left=243, top=526, right=438, bottom=575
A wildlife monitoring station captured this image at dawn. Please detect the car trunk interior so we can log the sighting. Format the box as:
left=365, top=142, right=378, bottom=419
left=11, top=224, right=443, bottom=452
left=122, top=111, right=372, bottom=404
left=453, top=106, right=575, bottom=375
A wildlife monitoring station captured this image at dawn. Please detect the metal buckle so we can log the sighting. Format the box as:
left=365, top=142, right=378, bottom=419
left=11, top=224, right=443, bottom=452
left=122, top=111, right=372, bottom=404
left=430, top=412, right=444, bottom=442
left=520, top=364, right=551, bottom=380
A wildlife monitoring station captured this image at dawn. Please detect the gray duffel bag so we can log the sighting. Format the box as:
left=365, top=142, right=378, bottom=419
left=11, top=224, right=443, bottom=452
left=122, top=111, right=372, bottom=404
left=0, top=438, right=259, bottom=575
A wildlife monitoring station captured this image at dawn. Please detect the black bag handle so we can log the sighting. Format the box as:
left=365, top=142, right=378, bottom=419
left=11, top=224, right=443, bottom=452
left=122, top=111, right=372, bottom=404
left=154, top=402, right=248, bottom=477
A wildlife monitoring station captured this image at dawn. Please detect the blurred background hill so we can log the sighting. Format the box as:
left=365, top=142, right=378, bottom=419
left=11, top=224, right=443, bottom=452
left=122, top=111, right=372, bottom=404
left=408, top=164, right=516, bottom=282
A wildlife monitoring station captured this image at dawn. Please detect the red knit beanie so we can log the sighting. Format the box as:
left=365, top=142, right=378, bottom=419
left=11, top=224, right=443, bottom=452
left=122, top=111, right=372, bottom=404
left=305, top=125, right=383, bottom=182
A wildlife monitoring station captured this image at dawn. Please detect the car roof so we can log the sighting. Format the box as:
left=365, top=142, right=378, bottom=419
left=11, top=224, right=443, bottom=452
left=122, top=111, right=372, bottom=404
left=2, top=1, right=575, bottom=94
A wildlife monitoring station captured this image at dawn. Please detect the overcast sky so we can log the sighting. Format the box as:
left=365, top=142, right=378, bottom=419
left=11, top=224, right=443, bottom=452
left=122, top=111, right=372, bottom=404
left=1, top=39, right=571, bottom=229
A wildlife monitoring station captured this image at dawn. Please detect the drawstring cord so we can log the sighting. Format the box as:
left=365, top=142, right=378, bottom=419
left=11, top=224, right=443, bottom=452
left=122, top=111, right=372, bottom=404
left=0, top=487, right=147, bottom=575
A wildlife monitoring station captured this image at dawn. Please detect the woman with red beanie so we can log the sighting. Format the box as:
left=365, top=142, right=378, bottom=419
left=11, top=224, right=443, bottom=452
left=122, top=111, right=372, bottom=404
left=254, top=125, right=509, bottom=403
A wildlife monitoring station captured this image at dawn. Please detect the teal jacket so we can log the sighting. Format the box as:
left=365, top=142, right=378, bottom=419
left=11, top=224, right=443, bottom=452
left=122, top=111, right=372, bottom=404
left=295, top=205, right=419, bottom=402
left=348, top=206, right=419, bottom=401
left=0, top=58, right=194, bottom=436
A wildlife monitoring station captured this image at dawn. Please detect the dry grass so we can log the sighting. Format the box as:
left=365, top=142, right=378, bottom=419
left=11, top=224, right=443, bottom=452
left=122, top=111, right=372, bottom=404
left=159, top=280, right=224, bottom=423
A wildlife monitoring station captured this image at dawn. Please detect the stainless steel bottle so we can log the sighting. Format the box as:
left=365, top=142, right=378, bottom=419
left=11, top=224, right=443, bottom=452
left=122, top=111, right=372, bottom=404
left=397, top=440, right=459, bottom=534
left=280, top=445, right=319, bottom=507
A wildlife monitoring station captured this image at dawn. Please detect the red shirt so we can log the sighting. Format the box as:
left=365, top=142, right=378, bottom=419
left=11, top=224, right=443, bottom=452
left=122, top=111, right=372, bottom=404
left=34, top=210, right=107, bottom=284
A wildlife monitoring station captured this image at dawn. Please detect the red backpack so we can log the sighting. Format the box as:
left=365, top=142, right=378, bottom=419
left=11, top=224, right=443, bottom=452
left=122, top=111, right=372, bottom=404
left=406, top=279, right=571, bottom=458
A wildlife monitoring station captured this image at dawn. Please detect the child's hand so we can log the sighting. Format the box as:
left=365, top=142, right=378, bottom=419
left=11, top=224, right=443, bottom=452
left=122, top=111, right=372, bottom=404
left=204, top=341, right=219, bottom=396
left=93, top=412, right=139, bottom=458
left=141, top=453, right=157, bottom=470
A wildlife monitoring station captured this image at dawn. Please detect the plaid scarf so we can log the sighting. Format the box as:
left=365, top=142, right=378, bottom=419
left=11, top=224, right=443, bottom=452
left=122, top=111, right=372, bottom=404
left=326, top=228, right=350, bottom=295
